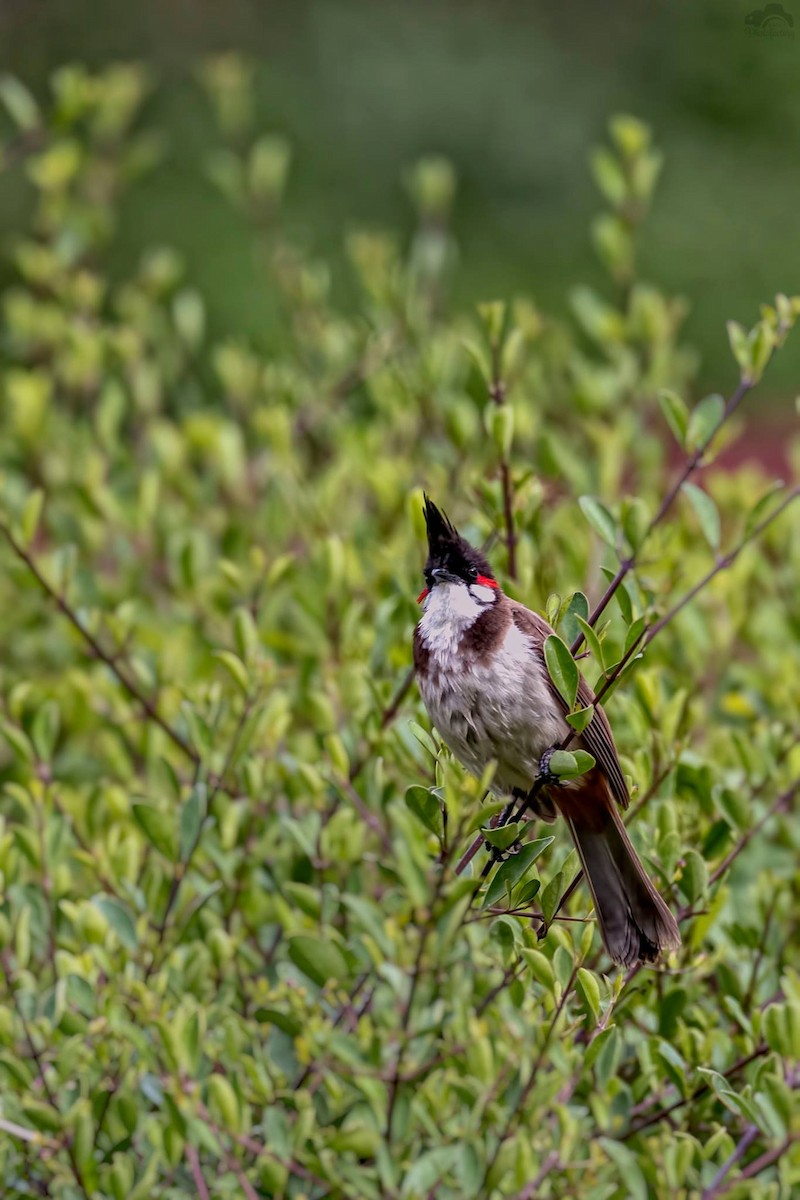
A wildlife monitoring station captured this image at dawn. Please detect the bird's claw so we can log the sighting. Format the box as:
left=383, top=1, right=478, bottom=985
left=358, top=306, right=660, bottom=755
left=536, top=746, right=562, bottom=789
left=490, top=840, right=523, bottom=864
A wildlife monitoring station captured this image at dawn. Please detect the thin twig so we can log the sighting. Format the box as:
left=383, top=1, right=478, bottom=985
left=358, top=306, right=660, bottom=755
left=701, top=1125, right=759, bottom=1198
left=185, top=1144, right=211, bottom=1200
left=0, top=521, right=197, bottom=763
left=572, top=366, right=766, bottom=656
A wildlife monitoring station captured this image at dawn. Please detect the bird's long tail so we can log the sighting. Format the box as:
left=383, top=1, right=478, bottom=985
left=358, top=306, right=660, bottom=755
left=564, top=800, right=681, bottom=967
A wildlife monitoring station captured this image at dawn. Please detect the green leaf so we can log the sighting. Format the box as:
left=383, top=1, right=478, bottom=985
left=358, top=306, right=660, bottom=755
left=31, top=700, right=60, bottom=761
left=0, top=720, right=34, bottom=763
left=132, top=803, right=176, bottom=860
left=576, top=967, right=602, bottom=1022
left=405, top=785, right=443, bottom=836
left=566, top=705, right=594, bottom=733
left=686, top=393, right=724, bottom=453
left=658, top=389, right=689, bottom=447
left=482, top=837, right=554, bottom=910
left=560, top=591, right=589, bottom=646
left=574, top=615, right=606, bottom=668
left=288, top=934, right=350, bottom=986
left=212, top=650, right=249, bottom=695
left=20, top=489, right=44, bottom=546
left=179, top=784, right=206, bottom=862
left=0, top=76, right=39, bottom=131
left=727, top=320, right=750, bottom=375
left=747, top=320, right=774, bottom=383
left=578, top=495, right=618, bottom=547
left=598, top=1138, right=648, bottom=1200
left=408, top=721, right=438, bottom=760
left=92, top=896, right=137, bottom=950
left=624, top=615, right=647, bottom=657
left=745, top=481, right=785, bottom=537
left=207, top=1074, right=240, bottom=1133
left=544, top=634, right=579, bottom=710
left=540, top=871, right=564, bottom=924
left=682, top=482, right=720, bottom=551
left=232, top=606, right=260, bottom=662
left=680, top=848, right=708, bottom=903
left=522, top=948, right=555, bottom=990
left=548, top=750, right=576, bottom=775
left=481, top=822, right=522, bottom=852
left=548, top=749, right=595, bottom=780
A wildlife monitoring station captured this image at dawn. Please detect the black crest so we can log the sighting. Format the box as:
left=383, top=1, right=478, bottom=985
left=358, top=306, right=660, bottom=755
left=422, top=495, right=494, bottom=583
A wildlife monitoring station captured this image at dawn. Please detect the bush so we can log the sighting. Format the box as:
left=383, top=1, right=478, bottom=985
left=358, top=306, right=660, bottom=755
left=0, top=62, right=798, bottom=1199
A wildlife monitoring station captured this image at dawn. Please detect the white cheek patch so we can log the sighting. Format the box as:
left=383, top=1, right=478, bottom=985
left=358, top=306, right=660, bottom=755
left=469, top=584, right=497, bottom=605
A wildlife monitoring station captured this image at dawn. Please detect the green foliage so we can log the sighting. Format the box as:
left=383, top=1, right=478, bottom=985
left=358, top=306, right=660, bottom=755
left=0, top=60, right=798, bottom=1200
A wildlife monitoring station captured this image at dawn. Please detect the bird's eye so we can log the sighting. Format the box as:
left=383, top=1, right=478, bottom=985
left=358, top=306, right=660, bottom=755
left=467, top=564, right=478, bottom=581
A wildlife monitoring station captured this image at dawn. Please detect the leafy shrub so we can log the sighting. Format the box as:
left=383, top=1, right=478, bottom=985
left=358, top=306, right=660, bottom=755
left=0, top=61, right=798, bottom=1199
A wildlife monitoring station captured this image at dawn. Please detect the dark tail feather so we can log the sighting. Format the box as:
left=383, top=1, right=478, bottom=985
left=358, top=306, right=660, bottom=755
left=566, top=806, right=681, bottom=967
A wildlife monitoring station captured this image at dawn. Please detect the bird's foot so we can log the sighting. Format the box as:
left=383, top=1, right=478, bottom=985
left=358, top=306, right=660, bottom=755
left=536, top=746, right=563, bottom=789
left=490, top=839, right=522, bottom=864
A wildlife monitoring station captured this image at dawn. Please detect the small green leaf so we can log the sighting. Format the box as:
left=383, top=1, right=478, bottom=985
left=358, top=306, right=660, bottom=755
left=548, top=749, right=595, bottom=780
left=747, top=321, right=774, bottom=383
left=92, top=896, right=137, bottom=950
left=288, top=934, right=350, bottom=986
left=566, top=705, right=594, bottom=733
left=727, top=320, right=750, bottom=374
left=481, top=822, right=522, bottom=852
left=0, top=76, right=39, bottom=131
left=548, top=750, right=577, bottom=776
left=560, top=591, right=589, bottom=646
left=540, top=871, right=564, bottom=924
left=745, top=481, right=785, bottom=537
left=686, top=393, right=724, bottom=454
left=658, top=389, right=689, bottom=447
left=207, top=1075, right=240, bottom=1133
left=544, top=634, right=580, bottom=709
left=574, top=615, right=606, bottom=668
left=621, top=496, right=649, bottom=552
left=212, top=650, right=249, bottom=695
left=482, top=837, right=554, bottom=910
left=132, top=803, right=176, bottom=860
left=682, top=482, right=720, bottom=550
left=408, top=721, right=438, bottom=759
left=20, top=489, right=44, bottom=546
left=179, top=784, right=206, bottom=862
left=599, top=1139, right=648, bottom=1200
left=232, top=605, right=259, bottom=662
left=680, top=848, right=708, bottom=903
left=485, top=403, right=514, bottom=459
left=624, top=615, right=647, bottom=657
left=578, top=495, right=618, bottom=547
left=405, top=786, right=443, bottom=836
left=522, top=948, right=555, bottom=990
left=576, top=967, right=602, bottom=1022
left=31, top=700, right=60, bottom=761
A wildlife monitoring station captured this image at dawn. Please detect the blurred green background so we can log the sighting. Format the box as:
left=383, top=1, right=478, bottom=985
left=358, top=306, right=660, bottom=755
left=1, top=0, right=799, bottom=399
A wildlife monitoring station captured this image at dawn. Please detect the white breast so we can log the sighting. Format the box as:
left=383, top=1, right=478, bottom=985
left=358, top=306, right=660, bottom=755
left=418, top=604, right=568, bottom=794
left=418, top=582, right=485, bottom=664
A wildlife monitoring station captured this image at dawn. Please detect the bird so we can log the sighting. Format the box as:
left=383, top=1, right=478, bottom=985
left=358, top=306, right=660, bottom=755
left=413, top=496, right=681, bottom=967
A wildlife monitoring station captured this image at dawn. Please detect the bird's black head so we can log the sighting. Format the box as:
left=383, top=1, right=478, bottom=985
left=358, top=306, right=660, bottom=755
left=419, top=496, right=497, bottom=600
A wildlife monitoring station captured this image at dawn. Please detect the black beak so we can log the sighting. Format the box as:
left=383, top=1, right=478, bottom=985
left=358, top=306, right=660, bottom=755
left=431, top=567, right=461, bottom=585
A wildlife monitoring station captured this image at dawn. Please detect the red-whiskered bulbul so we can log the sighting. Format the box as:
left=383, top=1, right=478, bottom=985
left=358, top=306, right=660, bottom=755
left=413, top=497, right=681, bottom=967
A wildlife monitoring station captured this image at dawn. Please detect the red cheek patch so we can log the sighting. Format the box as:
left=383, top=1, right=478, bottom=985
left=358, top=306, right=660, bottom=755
left=476, top=575, right=498, bottom=588
left=417, top=587, right=429, bottom=604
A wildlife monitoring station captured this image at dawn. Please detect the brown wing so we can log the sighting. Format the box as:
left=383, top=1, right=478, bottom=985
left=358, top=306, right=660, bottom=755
left=510, top=604, right=629, bottom=810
